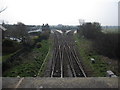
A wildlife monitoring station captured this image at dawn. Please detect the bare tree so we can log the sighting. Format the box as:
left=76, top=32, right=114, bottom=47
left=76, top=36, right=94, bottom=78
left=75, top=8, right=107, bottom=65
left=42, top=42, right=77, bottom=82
left=0, top=7, right=7, bottom=13
left=79, top=19, right=85, bottom=25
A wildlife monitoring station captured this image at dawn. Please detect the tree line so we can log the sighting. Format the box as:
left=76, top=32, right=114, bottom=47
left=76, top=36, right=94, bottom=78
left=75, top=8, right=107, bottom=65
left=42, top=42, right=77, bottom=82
left=2, top=22, right=51, bottom=54
left=77, top=22, right=119, bottom=59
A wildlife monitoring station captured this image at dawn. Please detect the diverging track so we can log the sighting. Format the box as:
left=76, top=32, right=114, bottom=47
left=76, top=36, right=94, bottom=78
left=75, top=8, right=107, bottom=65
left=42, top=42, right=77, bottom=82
left=50, top=30, right=86, bottom=78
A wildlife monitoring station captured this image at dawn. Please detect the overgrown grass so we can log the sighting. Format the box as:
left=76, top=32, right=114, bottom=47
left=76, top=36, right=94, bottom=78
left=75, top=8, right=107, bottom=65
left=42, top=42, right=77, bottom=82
left=0, top=56, right=2, bottom=62
left=74, top=34, right=118, bottom=77
left=3, top=40, right=49, bottom=77
left=37, top=34, right=53, bottom=76
left=2, top=54, right=11, bottom=62
left=2, top=52, right=16, bottom=62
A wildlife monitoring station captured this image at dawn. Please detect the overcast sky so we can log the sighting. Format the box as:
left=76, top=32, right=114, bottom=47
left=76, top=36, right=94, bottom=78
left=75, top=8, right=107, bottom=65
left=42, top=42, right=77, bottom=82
left=0, top=0, right=119, bottom=26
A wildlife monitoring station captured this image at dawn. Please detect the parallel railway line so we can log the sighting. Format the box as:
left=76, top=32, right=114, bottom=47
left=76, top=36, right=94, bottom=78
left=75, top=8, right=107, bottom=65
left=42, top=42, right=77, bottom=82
left=50, top=30, right=86, bottom=77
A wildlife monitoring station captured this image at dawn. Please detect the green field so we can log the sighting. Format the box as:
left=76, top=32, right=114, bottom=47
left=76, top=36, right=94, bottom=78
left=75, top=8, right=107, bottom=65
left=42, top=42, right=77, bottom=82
left=102, top=28, right=118, bottom=33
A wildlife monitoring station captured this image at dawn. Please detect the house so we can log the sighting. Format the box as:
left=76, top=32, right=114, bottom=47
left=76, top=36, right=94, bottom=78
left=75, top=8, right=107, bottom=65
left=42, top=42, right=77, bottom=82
left=0, top=25, right=7, bottom=39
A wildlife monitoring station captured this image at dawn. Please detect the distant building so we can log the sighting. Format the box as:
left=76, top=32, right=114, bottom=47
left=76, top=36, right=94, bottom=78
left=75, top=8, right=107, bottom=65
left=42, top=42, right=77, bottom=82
left=0, top=25, right=7, bottom=39
left=28, top=29, right=42, bottom=36
left=57, top=24, right=63, bottom=27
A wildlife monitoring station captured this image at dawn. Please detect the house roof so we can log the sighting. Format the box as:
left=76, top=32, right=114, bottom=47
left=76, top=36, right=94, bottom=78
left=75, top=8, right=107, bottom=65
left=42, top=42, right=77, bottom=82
left=28, top=29, right=42, bottom=33
left=0, top=25, right=7, bottom=31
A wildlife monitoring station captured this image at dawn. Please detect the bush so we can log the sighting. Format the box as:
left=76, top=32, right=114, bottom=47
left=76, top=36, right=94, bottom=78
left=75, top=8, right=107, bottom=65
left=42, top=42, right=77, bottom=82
left=80, top=22, right=102, bottom=39
left=40, top=32, right=50, bottom=40
left=36, top=42, right=41, bottom=48
left=34, top=32, right=50, bottom=43
left=93, top=33, right=119, bottom=59
left=78, top=22, right=120, bottom=59
left=23, top=37, right=35, bottom=48
left=2, top=39, right=14, bottom=47
left=2, top=39, right=21, bottom=54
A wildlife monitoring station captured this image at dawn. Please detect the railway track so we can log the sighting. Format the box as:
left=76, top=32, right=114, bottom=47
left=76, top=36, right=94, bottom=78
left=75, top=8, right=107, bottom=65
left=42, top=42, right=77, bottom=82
left=50, top=30, right=86, bottom=77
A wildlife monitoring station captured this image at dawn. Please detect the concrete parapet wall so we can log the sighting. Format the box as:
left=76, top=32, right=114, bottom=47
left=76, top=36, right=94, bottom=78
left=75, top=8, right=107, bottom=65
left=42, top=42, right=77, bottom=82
left=2, top=77, right=118, bottom=88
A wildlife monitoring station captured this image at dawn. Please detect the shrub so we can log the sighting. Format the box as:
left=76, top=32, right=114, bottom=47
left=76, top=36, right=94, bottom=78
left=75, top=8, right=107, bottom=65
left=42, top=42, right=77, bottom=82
left=2, top=39, right=14, bottom=47
left=80, top=22, right=102, bottom=39
left=93, top=33, right=119, bottom=59
left=36, top=42, right=41, bottom=48
left=2, top=39, right=21, bottom=54
left=78, top=22, right=120, bottom=59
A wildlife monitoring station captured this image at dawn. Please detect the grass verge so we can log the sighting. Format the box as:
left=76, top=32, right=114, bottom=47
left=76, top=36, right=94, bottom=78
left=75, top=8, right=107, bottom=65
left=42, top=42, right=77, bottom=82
left=74, top=34, right=118, bottom=77
left=37, top=34, right=53, bottom=76
left=3, top=40, right=49, bottom=77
